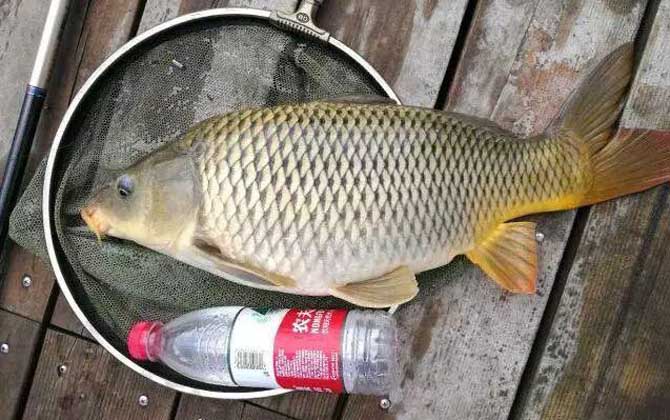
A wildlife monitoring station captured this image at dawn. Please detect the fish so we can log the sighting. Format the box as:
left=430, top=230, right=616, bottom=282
left=81, top=44, right=670, bottom=308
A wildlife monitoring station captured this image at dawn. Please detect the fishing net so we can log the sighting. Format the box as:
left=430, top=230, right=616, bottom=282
left=9, top=15, right=380, bottom=391
left=8, top=13, right=461, bottom=392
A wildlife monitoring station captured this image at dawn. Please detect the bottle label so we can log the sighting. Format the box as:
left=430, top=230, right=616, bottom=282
left=229, top=308, right=288, bottom=388
left=228, top=308, right=348, bottom=393
left=273, top=309, right=348, bottom=393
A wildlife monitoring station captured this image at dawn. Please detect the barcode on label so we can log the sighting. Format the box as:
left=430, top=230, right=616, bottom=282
left=235, top=350, right=265, bottom=370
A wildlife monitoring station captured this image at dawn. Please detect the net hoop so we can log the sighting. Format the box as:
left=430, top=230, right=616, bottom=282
left=42, top=7, right=399, bottom=399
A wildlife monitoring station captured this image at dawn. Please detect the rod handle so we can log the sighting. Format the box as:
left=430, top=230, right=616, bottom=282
left=0, top=86, right=47, bottom=252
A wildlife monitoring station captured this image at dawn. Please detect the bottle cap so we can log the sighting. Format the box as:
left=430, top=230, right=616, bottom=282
left=127, top=321, right=162, bottom=361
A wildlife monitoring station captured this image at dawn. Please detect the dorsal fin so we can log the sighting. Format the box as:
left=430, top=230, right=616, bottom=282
left=548, top=43, right=634, bottom=155
left=321, top=94, right=398, bottom=105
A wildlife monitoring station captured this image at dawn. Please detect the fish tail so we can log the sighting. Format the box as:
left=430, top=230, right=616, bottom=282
left=465, top=43, right=670, bottom=296
left=553, top=43, right=670, bottom=206
left=584, top=130, right=670, bottom=205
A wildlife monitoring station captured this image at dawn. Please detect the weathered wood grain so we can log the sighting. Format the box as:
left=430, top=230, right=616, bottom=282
left=174, top=395, right=245, bottom=420
left=243, top=403, right=295, bottom=420
left=51, top=293, right=93, bottom=339
left=622, top=0, right=670, bottom=130
left=175, top=397, right=295, bottom=420
left=447, top=0, right=539, bottom=116
left=248, top=391, right=338, bottom=420
left=138, top=0, right=181, bottom=33
left=23, top=329, right=177, bottom=419
left=139, top=0, right=298, bottom=33
left=178, top=0, right=297, bottom=15
left=343, top=1, right=648, bottom=419
left=489, top=1, right=646, bottom=137
left=1, top=0, right=87, bottom=320
left=513, top=1, right=670, bottom=418
left=319, top=0, right=469, bottom=107
left=1, top=245, right=54, bottom=321
left=0, top=309, right=40, bottom=419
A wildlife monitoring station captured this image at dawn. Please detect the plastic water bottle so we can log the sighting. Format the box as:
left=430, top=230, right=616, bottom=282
left=127, top=307, right=398, bottom=395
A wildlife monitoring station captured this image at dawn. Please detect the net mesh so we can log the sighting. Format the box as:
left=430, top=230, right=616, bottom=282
left=9, top=15, right=463, bottom=391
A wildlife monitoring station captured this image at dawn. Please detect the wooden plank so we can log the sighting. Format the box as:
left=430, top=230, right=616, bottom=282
left=23, top=329, right=177, bottom=419
left=1, top=245, right=54, bottom=321
left=243, top=403, right=295, bottom=420
left=513, top=1, right=670, bottom=418
left=319, top=0, right=469, bottom=107
left=138, top=0, right=181, bottom=33
left=177, top=0, right=297, bottom=15
left=0, top=309, right=40, bottom=419
left=175, top=397, right=294, bottom=420
left=51, top=293, right=93, bottom=339
left=139, top=0, right=298, bottom=33
left=175, top=395, right=245, bottom=420
left=447, top=0, right=539, bottom=116
left=342, top=1, right=648, bottom=419
left=622, top=0, right=670, bottom=130
left=248, top=391, right=338, bottom=420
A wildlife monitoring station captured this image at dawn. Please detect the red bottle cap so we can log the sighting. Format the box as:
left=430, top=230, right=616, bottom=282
left=127, top=321, right=162, bottom=361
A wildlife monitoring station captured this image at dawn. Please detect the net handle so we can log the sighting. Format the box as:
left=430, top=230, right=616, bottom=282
left=271, top=0, right=330, bottom=42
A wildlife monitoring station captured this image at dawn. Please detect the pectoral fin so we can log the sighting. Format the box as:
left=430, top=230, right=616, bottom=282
left=466, top=222, right=538, bottom=294
left=330, top=266, right=418, bottom=308
left=171, top=242, right=296, bottom=291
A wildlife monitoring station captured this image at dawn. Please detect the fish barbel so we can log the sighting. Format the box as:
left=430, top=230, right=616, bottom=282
left=81, top=44, right=670, bottom=307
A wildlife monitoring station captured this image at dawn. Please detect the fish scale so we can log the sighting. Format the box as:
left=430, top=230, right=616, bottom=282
left=175, top=101, right=585, bottom=289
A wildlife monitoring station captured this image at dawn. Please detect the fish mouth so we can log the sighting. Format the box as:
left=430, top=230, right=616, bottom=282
left=80, top=205, right=110, bottom=242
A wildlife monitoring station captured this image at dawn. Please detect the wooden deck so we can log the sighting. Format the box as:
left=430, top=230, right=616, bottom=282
left=1, top=0, right=669, bottom=419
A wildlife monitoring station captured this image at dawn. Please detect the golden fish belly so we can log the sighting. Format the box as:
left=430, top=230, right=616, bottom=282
left=176, top=102, right=587, bottom=292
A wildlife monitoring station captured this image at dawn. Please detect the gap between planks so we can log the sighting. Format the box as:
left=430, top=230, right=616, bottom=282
left=433, top=0, right=481, bottom=111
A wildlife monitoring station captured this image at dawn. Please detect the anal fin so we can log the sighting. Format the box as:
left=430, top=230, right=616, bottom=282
left=466, top=222, right=538, bottom=294
left=330, top=266, right=418, bottom=308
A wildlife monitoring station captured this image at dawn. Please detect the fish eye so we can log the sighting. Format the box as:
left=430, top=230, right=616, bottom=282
left=117, top=175, right=134, bottom=198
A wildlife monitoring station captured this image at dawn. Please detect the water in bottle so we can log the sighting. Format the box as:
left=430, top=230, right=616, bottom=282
left=127, top=307, right=398, bottom=395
